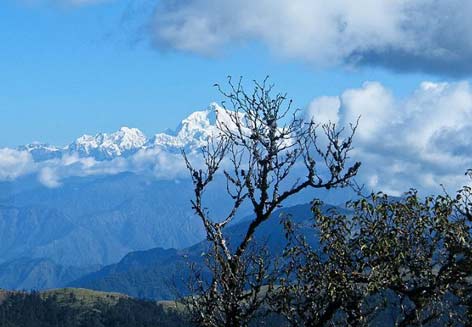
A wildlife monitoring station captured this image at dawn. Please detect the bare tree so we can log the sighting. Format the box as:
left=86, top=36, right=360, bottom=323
left=182, top=77, right=360, bottom=327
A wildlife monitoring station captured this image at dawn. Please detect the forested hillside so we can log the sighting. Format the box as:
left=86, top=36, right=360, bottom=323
left=0, top=288, right=190, bottom=327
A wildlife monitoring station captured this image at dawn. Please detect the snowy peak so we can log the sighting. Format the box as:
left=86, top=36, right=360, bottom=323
left=18, top=142, right=62, bottom=161
left=152, top=102, right=230, bottom=151
left=103, top=126, right=147, bottom=151
left=68, top=127, right=148, bottom=160
left=19, top=103, right=236, bottom=162
left=19, top=142, right=61, bottom=153
left=174, top=102, right=222, bottom=136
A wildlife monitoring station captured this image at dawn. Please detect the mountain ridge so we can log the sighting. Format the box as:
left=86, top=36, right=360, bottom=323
left=69, top=202, right=336, bottom=300
left=16, top=103, right=228, bottom=162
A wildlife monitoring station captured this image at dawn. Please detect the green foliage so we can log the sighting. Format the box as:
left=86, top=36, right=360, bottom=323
left=273, top=189, right=472, bottom=326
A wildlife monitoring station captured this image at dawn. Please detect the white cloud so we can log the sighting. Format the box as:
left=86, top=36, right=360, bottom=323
left=340, top=82, right=397, bottom=141
left=309, top=80, right=472, bottom=194
left=0, top=149, right=34, bottom=180
left=0, top=146, right=194, bottom=188
left=17, top=0, right=472, bottom=75
left=151, top=0, right=472, bottom=76
left=306, top=96, right=340, bottom=125
left=131, top=147, right=189, bottom=180
left=38, top=167, right=61, bottom=188
left=19, top=0, right=472, bottom=75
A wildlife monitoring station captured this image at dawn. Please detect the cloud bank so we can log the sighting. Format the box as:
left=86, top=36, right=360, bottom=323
left=151, top=0, right=472, bottom=76
left=0, top=147, right=191, bottom=188
left=0, top=149, right=35, bottom=180
left=309, top=80, right=472, bottom=194
left=1, top=81, right=471, bottom=194
left=21, top=0, right=472, bottom=75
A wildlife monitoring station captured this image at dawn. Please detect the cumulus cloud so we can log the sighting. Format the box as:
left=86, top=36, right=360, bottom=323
left=131, top=148, right=189, bottom=180
left=151, top=0, right=472, bottom=76
left=0, top=149, right=34, bottom=180
left=306, top=96, right=340, bottom=125
left=309, top=80, right=472, bottom=195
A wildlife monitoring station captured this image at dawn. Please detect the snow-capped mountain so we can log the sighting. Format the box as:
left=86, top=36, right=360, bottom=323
left=151, top=102, right=229, bottom=152
left=18, top=103, right=230, bottom=162
left=18, top=143, right=62, bottom=161
left=67, top=127, right=148, bottom=160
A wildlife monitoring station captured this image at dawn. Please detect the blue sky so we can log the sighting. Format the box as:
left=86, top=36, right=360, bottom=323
left=2, top=0, right=472, bottom=194
left=0, top=0, right=447, bottom=147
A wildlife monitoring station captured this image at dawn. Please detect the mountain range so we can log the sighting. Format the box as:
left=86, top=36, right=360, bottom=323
left=16, top=103, right=226, bottom=162
left=69, top=203, right=344, bottom=300
left=0, top=104, right=353, bottom=294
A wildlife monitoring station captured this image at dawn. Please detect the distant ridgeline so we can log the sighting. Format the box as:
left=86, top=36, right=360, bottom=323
left=69, top=203, right=334, bottom=300
left=0, top=173, right=338, bottom=292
